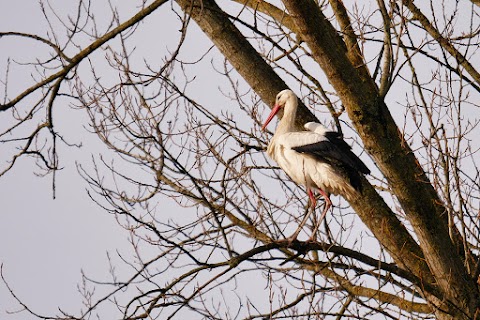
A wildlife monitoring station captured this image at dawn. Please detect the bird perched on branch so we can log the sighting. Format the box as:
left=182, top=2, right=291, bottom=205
left=262, top=89, right=370, bottom=242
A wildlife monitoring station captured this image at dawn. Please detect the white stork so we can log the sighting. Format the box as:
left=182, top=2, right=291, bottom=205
left=262, top=89, right=370, bottom=242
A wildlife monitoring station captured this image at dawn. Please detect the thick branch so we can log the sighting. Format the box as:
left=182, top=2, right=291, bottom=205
left=328, top=0, right=373, bottom=82
left=176, top=0, right=317, bottom=130
left=175, top=0, right=441, bottom=304
left=375, top=0, right=393, bottom=97
left=147, top=166, right=433, bottom=316
left=230, top=0, right=297, bottom=33
left=304, top=263, right=432, bottom=314
left=281, top=0, right=478, bottom=317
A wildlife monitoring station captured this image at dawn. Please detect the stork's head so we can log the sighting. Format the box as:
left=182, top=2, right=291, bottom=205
left=261, top=89, right=296, bottom=131
left=275, top=89, right=294, bottom=107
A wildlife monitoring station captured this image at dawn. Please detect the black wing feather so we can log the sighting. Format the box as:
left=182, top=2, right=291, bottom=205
left=292, top=140, right=370, bottom=174
left=292, top=139, right=369, bottom=191
left=323, top=132, right=370, bottom=174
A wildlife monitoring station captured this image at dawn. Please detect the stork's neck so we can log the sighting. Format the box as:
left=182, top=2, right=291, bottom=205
left=276, top=95, right=298, bottom=134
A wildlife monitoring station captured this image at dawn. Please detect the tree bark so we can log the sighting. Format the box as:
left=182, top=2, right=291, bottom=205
left=173, top=0, right=454, bottom=313
left=175, top=0, right=316, bottom=130
left=281, top=0, right=479, bottom=317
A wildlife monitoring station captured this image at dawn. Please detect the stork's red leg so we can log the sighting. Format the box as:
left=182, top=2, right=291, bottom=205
left=285, top=188, right=316, bottom=243
left=308, top=189, right=331, bottom=242
left=318, top=189, right=331, bottom=211
left=307, top=189, right=317, bottom=208
left=285, top=189, right=332, bottom=243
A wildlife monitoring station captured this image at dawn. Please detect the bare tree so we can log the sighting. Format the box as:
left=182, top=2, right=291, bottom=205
left=2, top=0, right=480, bottom=319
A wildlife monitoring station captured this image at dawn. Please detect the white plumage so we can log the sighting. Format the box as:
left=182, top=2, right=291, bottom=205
left=267, top=130, right=357, bottom=198
left=262, top=89, right=370, bottom=241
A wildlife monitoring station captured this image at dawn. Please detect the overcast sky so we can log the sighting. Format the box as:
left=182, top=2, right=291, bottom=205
left=1, top=1, right=263, bottom=318
left=0, top=23, right=104, bottom=320
left=0, top=2, right=169, bottom=319
left=2, top=1, right=479, bottom=319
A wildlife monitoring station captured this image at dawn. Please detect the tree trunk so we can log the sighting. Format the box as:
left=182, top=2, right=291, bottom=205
left=173, top=0, right=467, bottom=315
left=281, top=0, right=479, bottom=317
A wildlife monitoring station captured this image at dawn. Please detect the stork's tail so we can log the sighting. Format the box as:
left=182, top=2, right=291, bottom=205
left=342, top=167, right=365, bottom=200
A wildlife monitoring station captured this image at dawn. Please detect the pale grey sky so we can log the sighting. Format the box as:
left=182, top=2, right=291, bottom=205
left=0, top=2, right=167, bottom=318
left=0, top=1, right=264, bottom=318
left=0, top=3, right=124, bottom=319
left=2, top=1, right=480, bottom=319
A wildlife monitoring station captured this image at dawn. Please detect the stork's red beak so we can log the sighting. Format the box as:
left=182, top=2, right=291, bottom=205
left=261, top=104, right=282, bottom=131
